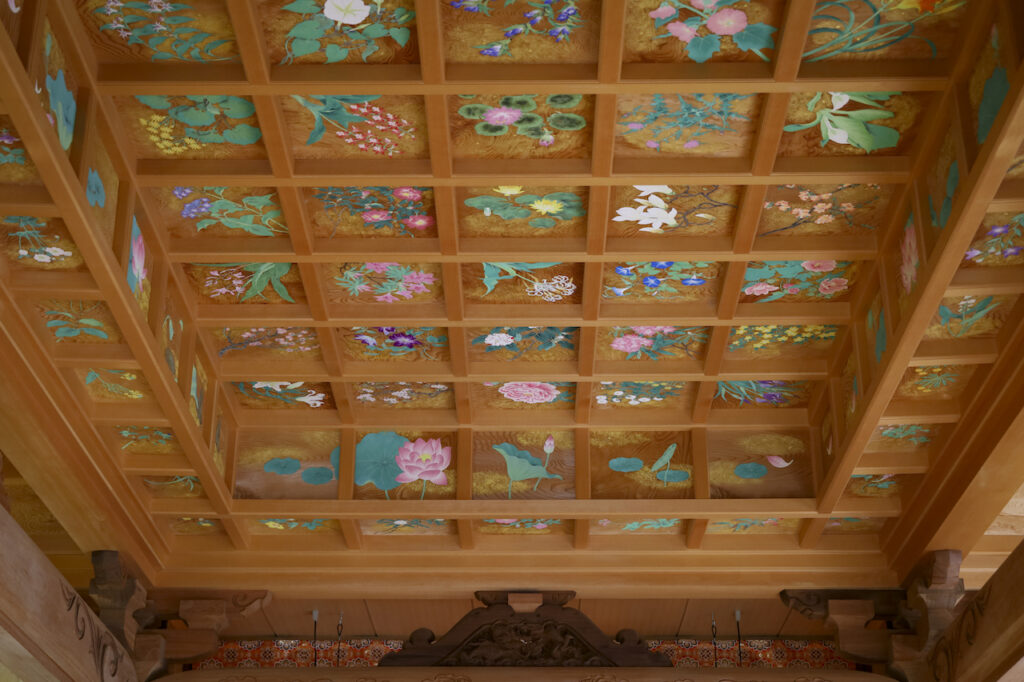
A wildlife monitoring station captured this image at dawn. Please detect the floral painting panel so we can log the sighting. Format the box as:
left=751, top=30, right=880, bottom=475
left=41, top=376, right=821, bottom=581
left=235, top=430, right=341, bottom=500
left=603, top=261, right=721, bottom=301
left=591, top=518, right=683, bottom=534
left=823, top=517, right=887, bottom=534
left=81, top=135, right=120, bottom=246
left=252, top=518, right=340, bottom=534
left=214, top=327, right=322, bottom=360
left=330, top=262, right=442, bottom=304
left=726, top=324, right=838, bottom=361
left=353, top=382, right=454, bottom=410
left=707, top=517, right=799, bottom=534
left=127, top=217, right=151, bottom=316
left=142, top=475, right=204, bottom=499
left=3, top=217, right=83, bottom=271
left=867, top=424, right=938, bottom=451
left=846, top=474, right=907, bottom=498
left=477, top=518, right=570, bottom=535
left=473, top=431, right=574, bottom=500
left=458, top=186, right=587, bottom=238
left=469, top=326, right=578, bottom=362
left=707, top=430, right=812, bottom=498
left=119, top=94, right=265, bottom=159
left=306, top=186, right=435, bottom=239
left=758, top=184, right=891, bottom=237
left=354, top=430, right=456, bottom=500
left=444, top=0, right=599, bottom=63
left=713, top=380, right=811, bottom=409
left=451, top=94, right=593, bottom=159
left=185, top=263, right=305, bottom=305
left=339, top=326, right=449, bottom=363
left=617, top=93, right=760, bottom=157
left=610, top=185, right=737, bottom=237
left=923, top=295, right=1014, bottom=340
left=779, top=92, right=923, bottom=157
left=963, top=212, right=1024, bottom=268
left=463, top=262, right=581, bottom=304
left=624, top=0, right=782, bottom=64
left=37, top=21, right=79, bottom=156
left=171, top=517, right=220, bottom=535
left=263, top=0, right=418, bottom=65
left=741, top=260, right=858, bottom=302
left=0, top=116, right=39, bottom=184
left=802, top=0, right=966, bottom=62
left=284, top=94, right=427, bottom=160
left=232, top=381, right=334, bottom=410
left=360, top=519, right=455, bottom=536
left=593, top=381, right=693, bottom=411
left=113, top=425, right=181, bottom=455
left=969, top=25, right=1010, bottom=145
left=474, top=381, right=574, bottom=411
left=591, top=431, right=693, bottom=500
left=925, top=130, right=959, bottom=231
left=154, top=186, right=288, bottom=239
left=37, top=299, right=122, bottom=344
left=80, top=0, right=238, bottom=63
left=597, top=326, right=709, bottom=362
left=78, top=368, right=154, bottom=402
left=896, top=365, right=973, bottom=401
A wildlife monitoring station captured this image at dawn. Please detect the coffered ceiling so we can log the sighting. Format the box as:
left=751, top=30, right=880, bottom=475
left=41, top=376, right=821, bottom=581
left=1, top=0, right=1023, bottom=599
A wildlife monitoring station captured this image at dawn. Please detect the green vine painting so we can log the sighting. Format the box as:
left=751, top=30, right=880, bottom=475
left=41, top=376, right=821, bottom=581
left=974, top=26, right=1009, bottom=144
left=334, top=262, right=439, bottom=303
left=117, top=425, right=175, bottom=450
left=490, top=436, right=562, bottom=498
left=714, top=380, right=809, bottom=407
left=619, top=93, right=754, bottom=154
left=742, top=260, right=856, bottom=301
left=193, top=263, right=299, bottom=303
left=42, top=301, right=115, bottom=342
left=134, top=95, right=262, bottom=154
left=84, top=368, right=146, bottom=400
left=878, top=424, right=932, bottom=446
left=783, top=92, right=901, bottom=153
left=803, top=0, right=966, bottom=61
left=264, top=445, right=342, bottom=488
left=366, top=519, right=449, bottom=534
left=0, top=127, right=26, bottom=166
left=930, top=295, right=1002, bottom=338
left=91, top=0, right=238, bottom=62
left=279, top=0, right=415, bottom=64
left=608, top=443, right=691, bottom=486
left=171, top=187, right=287, bottom=237
left=604, top=261, right=720, bottom=300
left=644, top=1, right=776, bottom=63
left=258, top=518, right=333, bottom=532
left=457, top=94, right=587, bottom=148
left=964, top=214, right=1024, bottom=266
left=463, top=186, right=585, bottom=230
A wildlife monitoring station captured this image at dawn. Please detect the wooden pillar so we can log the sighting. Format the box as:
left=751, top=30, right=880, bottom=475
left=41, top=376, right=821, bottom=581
left=0, top=503, right=137, bottom=681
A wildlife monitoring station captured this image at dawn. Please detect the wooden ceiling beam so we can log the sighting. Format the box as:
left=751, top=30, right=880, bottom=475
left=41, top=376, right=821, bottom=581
left=815, top=5, right=1019, bottom=517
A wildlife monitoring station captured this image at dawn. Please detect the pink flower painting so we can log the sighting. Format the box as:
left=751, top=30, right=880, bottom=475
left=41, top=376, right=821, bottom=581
left=818, top=277, right=848, bottom=296
left=706, top=8, right=747, bottom=35
left=498, top=381, right=561, bottom=404
left=666, top=21, right=697, bottom=42
left=744, top=282, right=779, bottom=296
left=394, top=438, right=451, bottom=486
left=801, top=260, right=837, bottom=273
left=610, top=334, right=653, bottom=353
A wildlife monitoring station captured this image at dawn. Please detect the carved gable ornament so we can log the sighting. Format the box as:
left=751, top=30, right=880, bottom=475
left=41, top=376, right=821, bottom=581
left=378, top=591, right=672, bottom=667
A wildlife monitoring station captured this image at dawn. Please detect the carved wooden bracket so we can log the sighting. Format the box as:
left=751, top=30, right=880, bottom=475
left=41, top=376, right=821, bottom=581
left=89, top=550, right=149, bottom=652
left=380, top=590, right=671, bottom=667
left=780, top=550, right=967, bottom=682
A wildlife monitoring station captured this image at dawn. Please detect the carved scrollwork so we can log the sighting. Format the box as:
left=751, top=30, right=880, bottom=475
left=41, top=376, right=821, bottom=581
left=438, top=618, right=608, bottom=667
left=61, top=581, right=126, bottom=681
left=928, top=581, right=992, bottom=682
